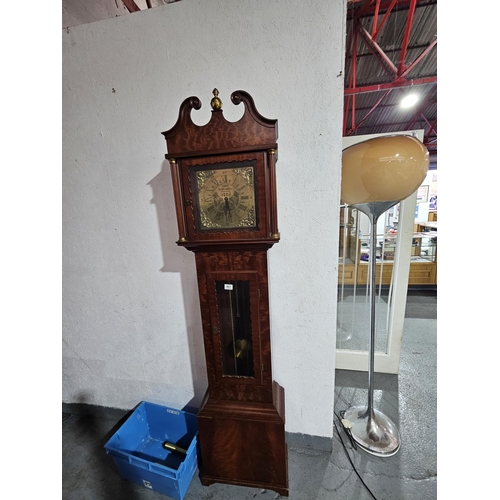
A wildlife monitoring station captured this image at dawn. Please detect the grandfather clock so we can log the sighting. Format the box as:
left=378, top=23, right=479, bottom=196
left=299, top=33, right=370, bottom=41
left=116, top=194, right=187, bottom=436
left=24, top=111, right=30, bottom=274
left=162, top=89, right=288, bottom=496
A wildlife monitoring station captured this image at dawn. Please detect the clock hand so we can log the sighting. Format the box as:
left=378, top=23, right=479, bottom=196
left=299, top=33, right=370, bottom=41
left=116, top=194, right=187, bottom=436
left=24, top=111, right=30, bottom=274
left=223, top=197, right=232, bottom=221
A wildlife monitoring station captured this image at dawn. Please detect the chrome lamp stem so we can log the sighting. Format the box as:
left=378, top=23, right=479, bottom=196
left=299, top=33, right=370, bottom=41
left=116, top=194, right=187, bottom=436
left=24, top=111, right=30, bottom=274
left=343, top=201, right=401, bottom=457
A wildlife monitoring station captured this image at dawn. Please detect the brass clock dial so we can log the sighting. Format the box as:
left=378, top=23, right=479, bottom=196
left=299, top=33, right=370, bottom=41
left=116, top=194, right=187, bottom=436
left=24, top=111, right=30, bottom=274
left=193, top=163, right=257, bottom=231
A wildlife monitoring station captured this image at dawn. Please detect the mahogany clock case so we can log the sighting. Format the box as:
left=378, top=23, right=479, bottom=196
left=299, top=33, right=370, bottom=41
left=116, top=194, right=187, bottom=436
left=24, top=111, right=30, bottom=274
left=162, top=90, right=288, bottom=496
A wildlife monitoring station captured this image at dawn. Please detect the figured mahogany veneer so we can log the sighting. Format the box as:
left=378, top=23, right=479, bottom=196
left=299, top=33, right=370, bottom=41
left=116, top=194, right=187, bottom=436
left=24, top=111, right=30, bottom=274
left=162, top=90, right=288, bottom=496
left=197, top=381, right=288, bottom=496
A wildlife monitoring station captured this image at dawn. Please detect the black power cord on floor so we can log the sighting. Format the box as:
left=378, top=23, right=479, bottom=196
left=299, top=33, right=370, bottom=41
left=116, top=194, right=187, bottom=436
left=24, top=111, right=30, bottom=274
left=333, top=410, right=379, bottom=500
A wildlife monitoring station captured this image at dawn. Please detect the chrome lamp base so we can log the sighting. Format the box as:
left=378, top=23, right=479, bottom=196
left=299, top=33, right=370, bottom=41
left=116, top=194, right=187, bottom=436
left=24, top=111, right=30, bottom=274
left=343, top=405, right=400, bottom=457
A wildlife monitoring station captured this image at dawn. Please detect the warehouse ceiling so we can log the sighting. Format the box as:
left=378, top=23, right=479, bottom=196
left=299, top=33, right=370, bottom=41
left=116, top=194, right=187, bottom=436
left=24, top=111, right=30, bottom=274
left=344, top=0, right=437, bottom=161
left=63, top=0, right=437, bottom=160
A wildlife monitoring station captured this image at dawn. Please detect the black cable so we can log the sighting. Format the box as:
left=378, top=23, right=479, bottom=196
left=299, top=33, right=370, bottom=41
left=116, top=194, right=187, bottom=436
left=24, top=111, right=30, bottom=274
left=333, top=411, right=379, bottom=500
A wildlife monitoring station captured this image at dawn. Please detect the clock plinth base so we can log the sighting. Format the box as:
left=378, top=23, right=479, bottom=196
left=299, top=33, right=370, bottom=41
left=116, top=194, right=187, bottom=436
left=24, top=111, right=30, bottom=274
left=197, top=382, right=289, bottom=497
left=199, top=475, right=289, bottom=497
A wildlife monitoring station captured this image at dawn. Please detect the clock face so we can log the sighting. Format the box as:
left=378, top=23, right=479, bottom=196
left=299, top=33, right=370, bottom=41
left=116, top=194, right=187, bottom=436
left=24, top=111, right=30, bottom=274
left=193, top=163, right=257, bottom=231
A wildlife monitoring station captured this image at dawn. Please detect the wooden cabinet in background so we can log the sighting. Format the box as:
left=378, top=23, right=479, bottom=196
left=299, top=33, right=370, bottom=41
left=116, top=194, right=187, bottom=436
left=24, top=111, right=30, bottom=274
left=339, top=207, right=437, bottom=286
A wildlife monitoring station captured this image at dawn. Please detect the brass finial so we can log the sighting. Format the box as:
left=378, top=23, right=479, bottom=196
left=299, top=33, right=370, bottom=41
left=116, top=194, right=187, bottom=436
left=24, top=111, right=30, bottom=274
left=210, top=88, right=222, bottom=110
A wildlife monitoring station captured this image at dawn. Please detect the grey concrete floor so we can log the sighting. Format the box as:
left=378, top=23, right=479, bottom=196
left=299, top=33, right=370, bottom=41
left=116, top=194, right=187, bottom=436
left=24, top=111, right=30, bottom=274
left=62, top=289, right=436, bottom=500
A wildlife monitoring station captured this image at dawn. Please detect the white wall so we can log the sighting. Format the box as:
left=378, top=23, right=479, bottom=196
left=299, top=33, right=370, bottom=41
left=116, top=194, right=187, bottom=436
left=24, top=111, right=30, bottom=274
left=62, top=0, right=345, bottom=438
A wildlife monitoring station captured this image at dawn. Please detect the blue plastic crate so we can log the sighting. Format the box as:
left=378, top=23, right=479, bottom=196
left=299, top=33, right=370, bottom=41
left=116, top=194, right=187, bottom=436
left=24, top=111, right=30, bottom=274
left=104, top=401, right=199, bottom=500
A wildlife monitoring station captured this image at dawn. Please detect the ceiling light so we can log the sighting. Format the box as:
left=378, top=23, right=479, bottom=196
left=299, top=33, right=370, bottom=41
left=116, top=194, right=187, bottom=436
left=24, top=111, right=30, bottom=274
left=401, top=94, right=419, bottom=108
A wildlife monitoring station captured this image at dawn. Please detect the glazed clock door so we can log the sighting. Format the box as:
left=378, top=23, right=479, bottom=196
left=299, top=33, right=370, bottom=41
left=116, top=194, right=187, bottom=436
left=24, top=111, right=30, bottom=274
left=178, top=152, right=270, bottom=243
left=205, top=271, right=264, bottom=394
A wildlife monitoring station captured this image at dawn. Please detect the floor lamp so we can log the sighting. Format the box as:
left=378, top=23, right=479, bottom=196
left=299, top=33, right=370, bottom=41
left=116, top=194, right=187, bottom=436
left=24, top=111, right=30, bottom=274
left=341, top=135, right=429, bottom=457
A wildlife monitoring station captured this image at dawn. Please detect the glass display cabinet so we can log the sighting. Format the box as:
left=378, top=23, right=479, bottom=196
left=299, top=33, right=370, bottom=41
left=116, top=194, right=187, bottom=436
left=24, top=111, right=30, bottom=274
left=339, top=206, right=437, bottom=286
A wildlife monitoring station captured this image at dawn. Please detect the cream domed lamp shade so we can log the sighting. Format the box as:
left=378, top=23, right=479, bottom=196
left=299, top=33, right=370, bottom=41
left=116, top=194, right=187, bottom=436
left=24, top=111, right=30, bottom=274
left=341, top=135, right=429, bottom=457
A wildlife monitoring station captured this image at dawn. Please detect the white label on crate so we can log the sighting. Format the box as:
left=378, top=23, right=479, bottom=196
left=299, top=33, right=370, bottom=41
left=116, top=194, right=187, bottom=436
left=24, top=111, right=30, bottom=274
left=143, top=480, right=153, bottom=489
left=224, top=284, right=233, bottom=290
left=167, top=409, right=180, bottom=415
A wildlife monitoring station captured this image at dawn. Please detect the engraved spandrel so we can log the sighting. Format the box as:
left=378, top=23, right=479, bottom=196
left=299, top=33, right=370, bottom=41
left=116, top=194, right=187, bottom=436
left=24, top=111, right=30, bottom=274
left=234, top=167, right=254, bottom=185
left=199, top=207, right=256, bottom=229
left=238, top=208, right=256, bottom=227
left=197, top=170, right=215, bottom=190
